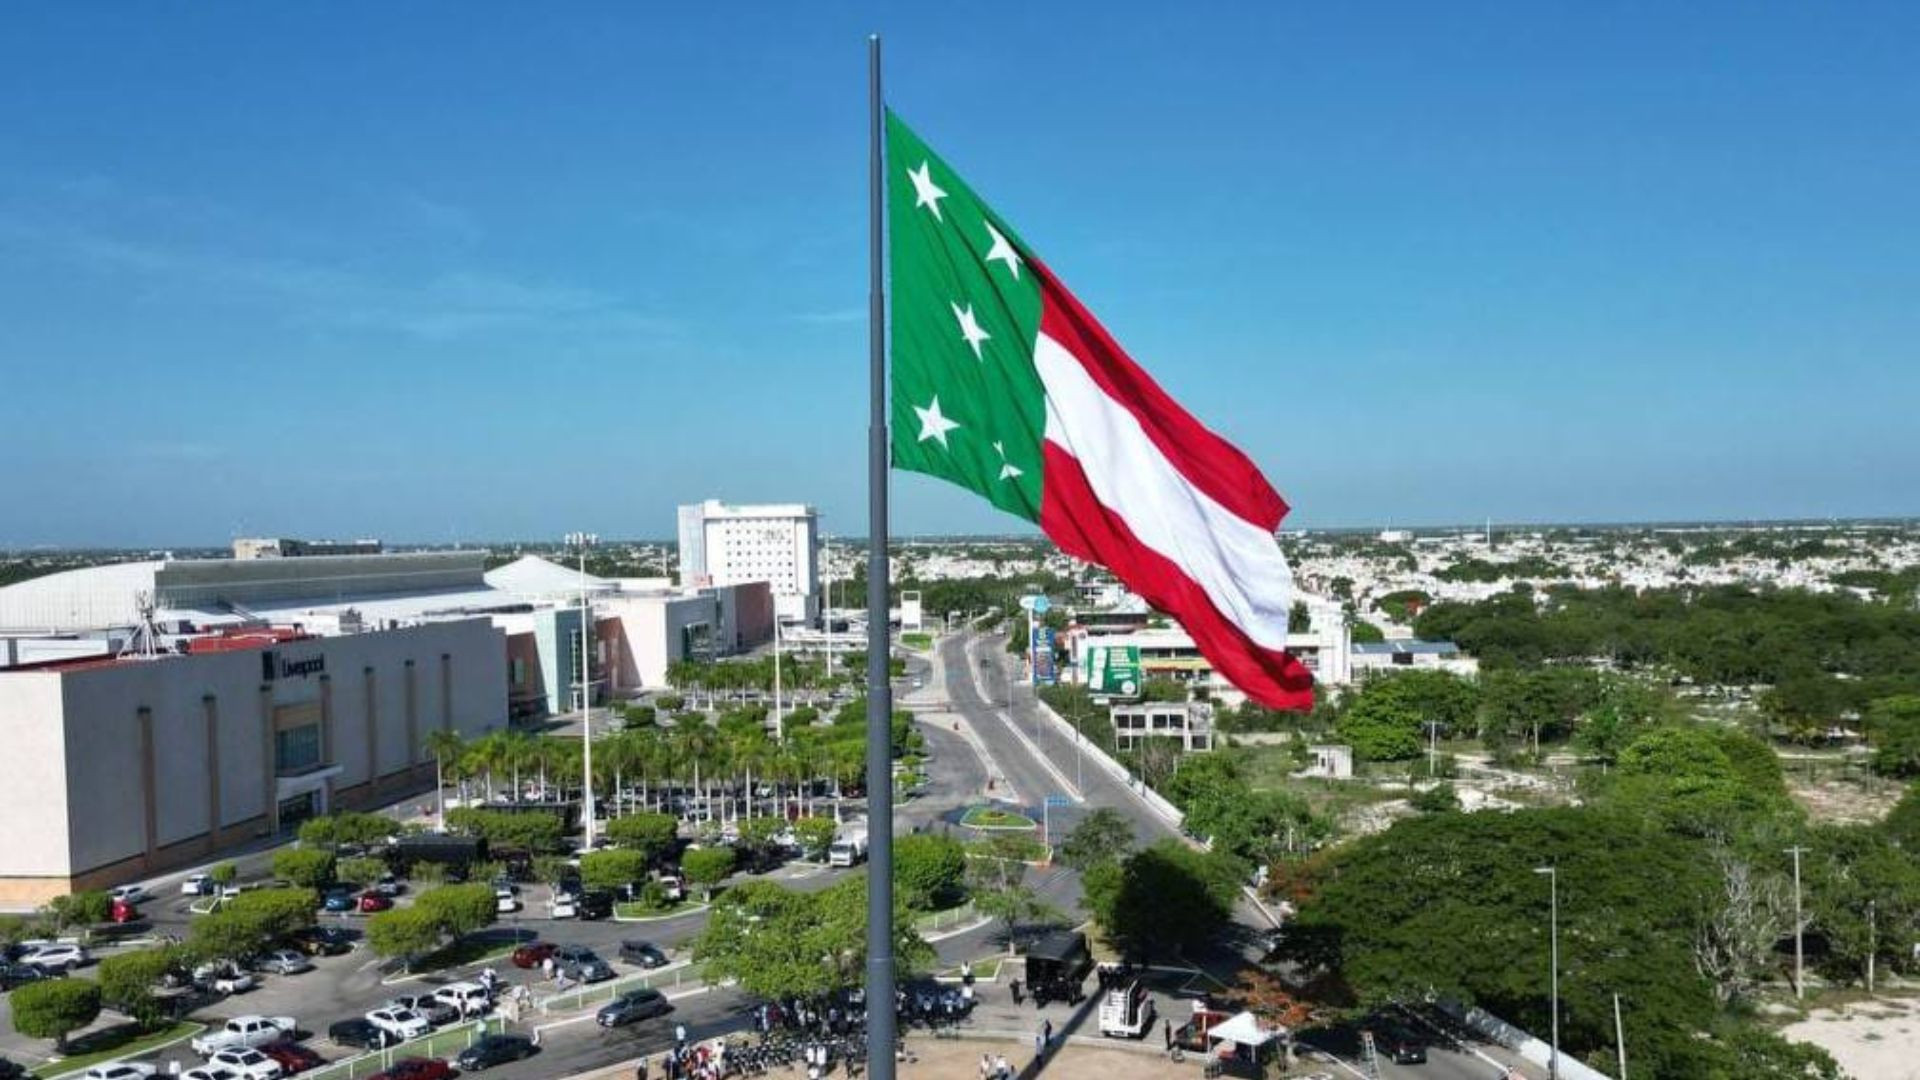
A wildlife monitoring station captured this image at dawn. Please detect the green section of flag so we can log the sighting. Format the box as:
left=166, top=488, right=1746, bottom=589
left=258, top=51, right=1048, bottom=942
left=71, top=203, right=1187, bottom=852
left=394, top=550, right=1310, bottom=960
left=886, top=110, right=1047, bottom=523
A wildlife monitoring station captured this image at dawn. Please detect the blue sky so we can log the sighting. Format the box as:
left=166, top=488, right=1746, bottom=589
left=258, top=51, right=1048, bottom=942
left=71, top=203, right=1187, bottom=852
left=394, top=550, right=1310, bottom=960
left=1, top=3, right=1914, bottom=546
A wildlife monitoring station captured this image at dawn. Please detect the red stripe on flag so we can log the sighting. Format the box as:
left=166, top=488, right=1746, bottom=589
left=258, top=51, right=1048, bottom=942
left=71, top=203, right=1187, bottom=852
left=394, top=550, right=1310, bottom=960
left=1031, top=257, right=1289, bottom=532
left=1039, top=441, right=1315, bottom=711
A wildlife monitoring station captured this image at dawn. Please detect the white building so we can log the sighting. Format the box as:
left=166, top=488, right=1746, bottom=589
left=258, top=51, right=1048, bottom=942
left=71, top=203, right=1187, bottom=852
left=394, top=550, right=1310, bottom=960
left=1111, top=701, right=1214, bottom=752
left=677, top=500, right=820, bottom=625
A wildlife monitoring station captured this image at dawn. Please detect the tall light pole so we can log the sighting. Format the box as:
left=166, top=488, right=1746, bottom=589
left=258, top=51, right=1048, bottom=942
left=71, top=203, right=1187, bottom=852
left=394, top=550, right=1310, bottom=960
left=1787, top=845, right=1809, bottom=999
left=772, top=615, right=784, bottom=742
left=1535, top=865, right=1560, bottom=1080
left=567, top=531, right=599, bottom=849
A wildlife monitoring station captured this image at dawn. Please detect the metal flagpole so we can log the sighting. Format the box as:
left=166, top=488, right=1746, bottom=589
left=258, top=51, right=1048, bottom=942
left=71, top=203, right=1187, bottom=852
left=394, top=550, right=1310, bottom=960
left=864, top=33, right=898, bottom=1080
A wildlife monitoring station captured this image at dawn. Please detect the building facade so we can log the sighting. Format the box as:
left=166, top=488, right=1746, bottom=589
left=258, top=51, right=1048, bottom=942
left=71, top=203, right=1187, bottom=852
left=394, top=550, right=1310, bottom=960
left=1110, top=701, right=1214, bottom=752
left=677, top=500, right=820, bottom=624
left=0, top=618, right=506, bottom=904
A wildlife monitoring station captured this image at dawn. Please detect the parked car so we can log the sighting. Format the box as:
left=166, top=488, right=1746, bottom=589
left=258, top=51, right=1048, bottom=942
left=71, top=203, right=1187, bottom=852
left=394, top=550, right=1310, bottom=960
left=365, top=1006, right=432, bottom=1042
left=509, top=941, right=557, bottom=969
left=82, top=1064, right=156, bottom=1080
left=367, top=1059, right=454, bottom=1080
left=289, top=926, right=353, bottom=956
left=1373, top=1022, right=1427, bottom=1065
left=357, top=892, right=393, bottom=913
left=326, top=1019, right=392, bottom=1051
left=0, top=962, right=48, bottom=990
left=181, top=874, right=215, bottom=896
left=256, top=950, right=313, bottom=976
left=618, top=940, right=669, bottom=968
left=109, top=897, right=140, bottom=924
left=190, top=1015, right=298, bottom=1055
left=193, top=962, right=257, bottom=995
left=18, top=943, right=87, bottom=973
left=321, top=889, right=357, bottom=913
left=455, top=1034, right=536, bottom=1071
left=373, top=875, right=405, bottom=898
left=553, top=945, right=613, bottom=983
left=577, top=889, right=614, bottom=921
left=259, top=1042, right=324, bottom=1075
left=181, top=1068, right=241, bottom=1080
left=494, top=887, right=520, bottom=915
left=596, top=987, right=671, bottom=1028
left=0, top=1057, right=25, bottom=1080
left=549, top=894, right=578, bottom=919
left=430, top=981, right=492, bottom=1018
left=205, top=1047, right=285, bottom=1080
left=385, top=994, right=456, bottom=1027
left=109, top=884, right=153, bottom=906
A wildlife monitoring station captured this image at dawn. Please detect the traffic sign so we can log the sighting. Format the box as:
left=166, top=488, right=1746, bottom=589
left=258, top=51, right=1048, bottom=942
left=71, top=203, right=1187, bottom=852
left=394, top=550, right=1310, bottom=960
left=1045, top=795, right=1072, bottom=807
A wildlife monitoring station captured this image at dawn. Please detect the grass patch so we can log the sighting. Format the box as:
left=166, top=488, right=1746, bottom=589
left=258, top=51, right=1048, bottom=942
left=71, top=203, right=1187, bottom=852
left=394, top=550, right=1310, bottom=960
left=901, top=632, right=934, bottom=650
left=937, top=954, right=1006, bottom=980
left=966, top=836, right=1049, bottom=863
left=913, top=902, right=979, bottom=933
left=407, top=929, right=532, bottom=975
left=960, top=806, right=1036, bottom=831
left=614, top=898, right=702, bottom=920
left=35, top=1021, right=202, bottom=1078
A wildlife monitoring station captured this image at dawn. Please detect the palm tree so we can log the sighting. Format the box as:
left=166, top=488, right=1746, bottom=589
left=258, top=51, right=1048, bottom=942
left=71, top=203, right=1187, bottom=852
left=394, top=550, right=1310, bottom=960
left=424, top=730, right=466, bottom=827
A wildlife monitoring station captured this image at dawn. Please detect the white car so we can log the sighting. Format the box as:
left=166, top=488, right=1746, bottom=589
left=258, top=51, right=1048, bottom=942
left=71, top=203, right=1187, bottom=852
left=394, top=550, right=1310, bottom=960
left=108, top=883, right=152, bottom=905
left=193, top=962, right=257, bottom=994
left=549, top=894, right=578, bottom=919
left=182, top=1068, right=242, bottom=1080
left=206, top=1047, right=285, bottom=1080
left=83, top=1064, right=157, bottom=1080
left=189, top=1014, right=296, bottom=1055
left=256, top=949, right=313, bottom=975
left=181, top=873, right=214, bottom=896
left=365, top=1006, right=431, bottom=1042
left=20, top=943, right=87, bottom=972
left=432, top=980, right=493, bottom=1017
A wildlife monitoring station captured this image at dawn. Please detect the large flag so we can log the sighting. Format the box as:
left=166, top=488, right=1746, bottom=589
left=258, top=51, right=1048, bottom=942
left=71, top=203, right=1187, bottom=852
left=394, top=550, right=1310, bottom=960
left=886, top=112, right=1315, bottom=711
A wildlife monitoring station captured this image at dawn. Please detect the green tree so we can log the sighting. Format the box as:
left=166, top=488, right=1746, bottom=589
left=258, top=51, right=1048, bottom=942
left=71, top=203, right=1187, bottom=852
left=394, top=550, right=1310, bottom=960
left=1806, top=823, right=1920, bottom=987
left=793, top=816, right=837, bottom=862
left=97, top=947, right=177, bottom=1029
left=413, top=883, right=497, bottom=939
left=337, top=856, right=389, bottom=887
left=1098, top=840, right=1240, bottom=960
left=1282, top=808, right=1725, bottom=1078
left=46, top=890, right=111, bottom=930
left=1334, top=672, right=1476, bottom=761
left=581, top=850, right=650, bottom=892
left=682, top=847, right=737, bottom=901
left=1886, top=784, right=1920, bottom=853
left=604, top=812, right=681, bottom=864
left=209, top=862, right=238, bottom=887
left=223, top=887, right=319, bottom=940
left=1869, top=695, right=1920, bottom=778
left=737, top=816, right=787, bottom=862
left=272, top=848, right=337, bottom=889
left=967, top=835, right=1063, bottom=955
left=1056, top=808, right=1137, bottom=871
left=893, top=834, right=966, bottom=911
left=9, top=977, right=101, bottom=1051
left=1410, top=782, right=1461, bottom=814
left=365, top=907, right=445, bottom=966
left=694, top=875, right=933, bottom=1000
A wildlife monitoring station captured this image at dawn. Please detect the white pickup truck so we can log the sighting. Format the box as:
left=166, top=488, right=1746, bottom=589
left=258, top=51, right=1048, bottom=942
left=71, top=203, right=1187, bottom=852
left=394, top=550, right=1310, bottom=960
left=189, top=1014, right=297, bottom=1056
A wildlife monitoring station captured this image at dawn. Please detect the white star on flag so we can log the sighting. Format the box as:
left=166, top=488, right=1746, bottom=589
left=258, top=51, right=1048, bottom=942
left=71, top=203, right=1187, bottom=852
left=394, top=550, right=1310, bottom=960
left=907, top=161, right=948, bottom=221
left=914, top=396, right=960, bottom=447
left=950, top=301, right=991, bottom=360
left=983, top=222, right=1022, bottom=280
left=993, top=440, right=1023, bottom=481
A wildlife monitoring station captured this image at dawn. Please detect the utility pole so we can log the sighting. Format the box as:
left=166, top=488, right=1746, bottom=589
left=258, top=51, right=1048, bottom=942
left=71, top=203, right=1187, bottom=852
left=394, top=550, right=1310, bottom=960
left=1427, top=721, right=1439, bottom=778
left=1867, top=899, right=1877, bottom=995
left=1534, top=865, right=1560, bottom=1080
left=773, top=614, right=783, bottom=742
left=1786, top=845, right=1809, bottom=1000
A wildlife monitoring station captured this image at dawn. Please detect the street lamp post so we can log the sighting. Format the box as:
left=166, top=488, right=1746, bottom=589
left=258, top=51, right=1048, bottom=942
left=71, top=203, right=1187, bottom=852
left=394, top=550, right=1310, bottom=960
left=567, top=531, right=598, bottom=850
left=1535, top=865, right=1560, bottom=1080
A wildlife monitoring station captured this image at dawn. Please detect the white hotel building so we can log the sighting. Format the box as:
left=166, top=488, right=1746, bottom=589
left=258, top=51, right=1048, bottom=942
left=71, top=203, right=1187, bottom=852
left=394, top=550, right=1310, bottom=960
left=677, top=500, right=820, bottom=625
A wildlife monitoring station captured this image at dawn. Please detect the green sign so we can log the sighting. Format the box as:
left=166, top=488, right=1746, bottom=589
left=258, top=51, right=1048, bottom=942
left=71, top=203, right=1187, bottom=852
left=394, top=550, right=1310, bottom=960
left=1085, top=645, right=1142, bottom=699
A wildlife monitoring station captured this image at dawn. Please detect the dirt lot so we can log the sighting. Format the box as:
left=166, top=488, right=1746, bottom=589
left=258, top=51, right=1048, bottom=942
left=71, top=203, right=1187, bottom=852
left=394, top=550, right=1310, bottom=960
left=1782, top=994, right=1920, bottom=1080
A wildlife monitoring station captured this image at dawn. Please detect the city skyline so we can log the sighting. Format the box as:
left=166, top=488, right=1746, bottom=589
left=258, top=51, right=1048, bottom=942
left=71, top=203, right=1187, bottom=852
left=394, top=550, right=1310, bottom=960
left=3, top=3, right=1916, bottom=545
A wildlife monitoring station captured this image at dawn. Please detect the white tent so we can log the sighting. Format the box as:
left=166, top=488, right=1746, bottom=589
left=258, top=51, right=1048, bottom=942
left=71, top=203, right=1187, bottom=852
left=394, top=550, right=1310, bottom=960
left=1207, top=1011, right=1282, bottom=1048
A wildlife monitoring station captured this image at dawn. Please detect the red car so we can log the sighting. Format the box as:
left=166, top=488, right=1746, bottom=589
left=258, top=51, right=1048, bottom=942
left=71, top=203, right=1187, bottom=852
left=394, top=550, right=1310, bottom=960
left=358, top=892, right=393, bottom=913
left=369, top=1057, right=455, bottom=1080
left=510, top=941, right=556, bottom=969
left=261, top=1041, right=324, bottom=1075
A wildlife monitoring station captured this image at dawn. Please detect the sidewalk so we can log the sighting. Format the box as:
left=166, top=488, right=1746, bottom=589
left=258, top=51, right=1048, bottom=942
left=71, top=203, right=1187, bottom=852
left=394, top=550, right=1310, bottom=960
left=564, top=1034, right=1206, bottom=1080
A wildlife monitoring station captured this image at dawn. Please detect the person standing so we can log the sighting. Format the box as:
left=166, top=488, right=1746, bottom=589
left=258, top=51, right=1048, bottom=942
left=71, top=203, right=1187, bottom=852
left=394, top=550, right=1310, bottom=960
left=1163, top=1017, right=1174, bottom=1053
left=636, top=1055, right=649, bottom=1080
left=1034, top=1027, right=1045, bottom=1063
left=1043, top=1017, right=1053, bottom=1050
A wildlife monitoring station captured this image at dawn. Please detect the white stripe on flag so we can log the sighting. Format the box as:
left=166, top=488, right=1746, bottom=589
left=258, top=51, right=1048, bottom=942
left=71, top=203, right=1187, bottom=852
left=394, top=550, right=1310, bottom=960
left=1034, top=331, right=1295, bottom=651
